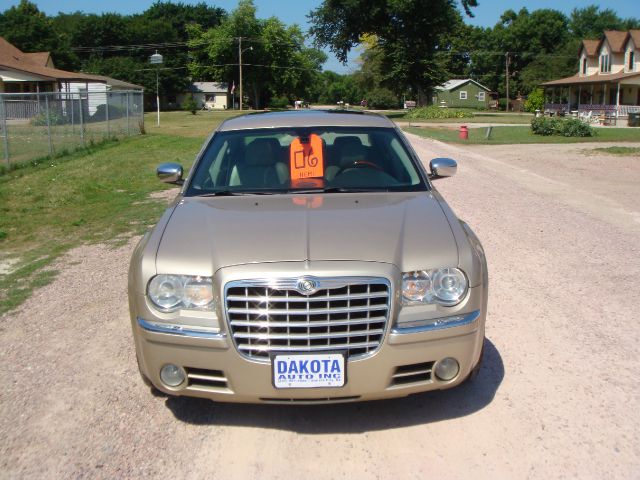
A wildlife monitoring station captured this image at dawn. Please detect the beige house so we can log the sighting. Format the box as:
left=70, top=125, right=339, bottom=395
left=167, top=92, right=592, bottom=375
left=541, top=30, right=640, bottom=120
left=176, top=82, right=229, bottom=110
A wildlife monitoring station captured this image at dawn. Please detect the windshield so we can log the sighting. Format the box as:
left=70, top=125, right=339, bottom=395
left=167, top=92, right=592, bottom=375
left=185, top=127, right=427, bottom=196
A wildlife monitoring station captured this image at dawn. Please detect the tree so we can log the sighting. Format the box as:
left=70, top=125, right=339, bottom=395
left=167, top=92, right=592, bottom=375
left=0, top=0, right=76, bottom=69
left=142, top=1, right=225, bottom=35
left=312, top=71, right=362, bottom=104
left=519, top=42, right=578, bottom=93
left=188, top=0, right=325, bottom=108
left=569, top=6, right=639, bottom=39
left=524, top=88, right=544, bottom=113
left=0, top=0, right=57, bottom=52
left=308, top=0, right=478, bottom=103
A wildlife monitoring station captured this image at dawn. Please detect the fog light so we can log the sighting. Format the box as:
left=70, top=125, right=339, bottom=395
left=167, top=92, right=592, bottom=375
left=160, top=364, right=186, bottom=387
left=435, top=357, right=459, bottom=381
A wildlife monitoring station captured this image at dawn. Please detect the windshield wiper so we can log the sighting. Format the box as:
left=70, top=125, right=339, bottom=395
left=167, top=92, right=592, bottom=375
left=196, top=190, right=281, bottom=197
left=289, top=187, right=390, bottom=194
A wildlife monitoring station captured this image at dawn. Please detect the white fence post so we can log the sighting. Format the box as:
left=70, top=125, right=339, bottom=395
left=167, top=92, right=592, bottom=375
left=126, top=92, right=130, bottom=136
left=106, top=93, right=110, bottom=139
left=0, top=97, right=9, bottom=166
left=45, top=94, right=53, bottom=156
left=79, top=94, right=85, bottom=147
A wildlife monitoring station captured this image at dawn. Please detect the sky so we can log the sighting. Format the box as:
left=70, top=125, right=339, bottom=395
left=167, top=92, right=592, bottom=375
left=3, top=0, right=639, bottom=73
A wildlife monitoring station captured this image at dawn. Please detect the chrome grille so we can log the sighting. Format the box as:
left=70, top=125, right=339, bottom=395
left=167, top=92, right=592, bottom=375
left=224, top=277, right=391, bottom=361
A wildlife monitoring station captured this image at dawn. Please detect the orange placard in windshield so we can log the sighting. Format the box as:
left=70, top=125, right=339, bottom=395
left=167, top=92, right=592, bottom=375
left=289, top=134, right=324, bottom=180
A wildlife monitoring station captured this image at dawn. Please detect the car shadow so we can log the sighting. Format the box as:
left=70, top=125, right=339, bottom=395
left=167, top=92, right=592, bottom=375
left=164, top=337, right=504, bottom=433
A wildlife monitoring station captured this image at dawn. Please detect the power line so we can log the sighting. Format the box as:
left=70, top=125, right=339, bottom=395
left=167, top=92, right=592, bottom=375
left=71, top=41, right=578, bottom=60
left=137, top=63, right=321, bottom=72
left=70, top=36, right=311, bottom=53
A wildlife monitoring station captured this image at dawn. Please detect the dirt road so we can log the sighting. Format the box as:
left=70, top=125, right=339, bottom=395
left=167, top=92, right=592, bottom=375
left=2, top=136, right=639, bottom=479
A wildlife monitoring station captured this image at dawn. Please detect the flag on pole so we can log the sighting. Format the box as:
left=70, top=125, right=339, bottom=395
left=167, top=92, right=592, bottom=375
left=230, top=81, right=236, bottom=94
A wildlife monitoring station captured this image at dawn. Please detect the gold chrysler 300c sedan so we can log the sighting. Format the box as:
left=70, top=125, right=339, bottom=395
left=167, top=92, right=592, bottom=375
left=128, top=110, right=488, bottom=404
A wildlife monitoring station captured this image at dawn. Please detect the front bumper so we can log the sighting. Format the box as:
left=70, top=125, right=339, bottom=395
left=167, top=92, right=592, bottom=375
left=130, top=262, right=486, bottom=404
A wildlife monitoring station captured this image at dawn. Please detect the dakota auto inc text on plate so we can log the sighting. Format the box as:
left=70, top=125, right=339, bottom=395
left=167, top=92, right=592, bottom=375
left=272, top=353, right=345, bottom=389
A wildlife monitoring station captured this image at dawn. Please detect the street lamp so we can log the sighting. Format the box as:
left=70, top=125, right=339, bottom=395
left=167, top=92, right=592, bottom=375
left=150, top=50, right=163, bottom=126
left=238, top=38, right=252, bottom=111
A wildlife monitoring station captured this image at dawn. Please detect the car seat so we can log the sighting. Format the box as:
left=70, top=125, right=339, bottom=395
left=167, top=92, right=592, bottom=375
left=229, top=138, right=289, bottom=188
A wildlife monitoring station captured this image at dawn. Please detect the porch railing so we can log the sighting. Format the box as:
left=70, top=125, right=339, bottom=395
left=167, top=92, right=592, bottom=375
left=4, top=99, right=40, bottom=120
left=544, top=103, right=640, bottom=117
left=616, top=105, right=640, bottom=116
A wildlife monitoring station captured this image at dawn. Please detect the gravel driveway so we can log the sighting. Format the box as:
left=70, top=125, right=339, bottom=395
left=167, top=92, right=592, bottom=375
left=1, top=135, right=639, bottom=479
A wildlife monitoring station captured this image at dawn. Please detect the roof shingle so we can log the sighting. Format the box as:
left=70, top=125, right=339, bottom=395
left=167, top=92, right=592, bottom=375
left=580, top=39, right=600, bottom=57
left=603, top=30, right=628, bottom=53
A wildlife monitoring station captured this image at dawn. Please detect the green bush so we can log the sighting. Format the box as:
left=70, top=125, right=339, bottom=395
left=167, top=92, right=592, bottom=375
left=561, top=118, right=594, bottom=137
left=30, top=111, right=66, bottom=126
left=406, top=105, right=474, bottom=120
left=91, top=104, right=125, bottom=122
left=182, top=97, right=198, bottom=115
left=531, top=117, right=593, bottom=137
left=524, top=88, right=545, bottom=113
left=368, top=88, right=399, bottom=109
left=531, top=117, right=558, bottom=135
left=268, top=96, right=290, bottom=109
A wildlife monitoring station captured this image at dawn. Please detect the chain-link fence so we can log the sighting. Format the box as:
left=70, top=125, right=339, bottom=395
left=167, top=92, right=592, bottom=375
left=0, top=90, right=144, bottom=167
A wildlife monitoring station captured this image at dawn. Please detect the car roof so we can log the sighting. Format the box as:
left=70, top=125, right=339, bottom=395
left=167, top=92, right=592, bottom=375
left=217, top=109, right=396, bottom=132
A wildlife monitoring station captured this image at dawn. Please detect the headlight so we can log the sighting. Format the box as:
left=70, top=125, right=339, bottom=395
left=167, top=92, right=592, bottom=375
left=402, top=268, right=467, bottom=306
left=148, top=275, right=214, bottom=312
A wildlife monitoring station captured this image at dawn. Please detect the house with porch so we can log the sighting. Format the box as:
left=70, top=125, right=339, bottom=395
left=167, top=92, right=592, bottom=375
left=0, top=36, right=142, bottom=117
left=540, top=30, right=640, bottom=123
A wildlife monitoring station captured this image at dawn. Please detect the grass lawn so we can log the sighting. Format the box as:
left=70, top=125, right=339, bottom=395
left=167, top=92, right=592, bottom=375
left=591, top=146, right=640, bottom=156
left=0, top=110, right=239, bottom=314
left=4, top=117, right=143, bottom=167
left=403, top=125, right=640, bottom=144
left=144, top=109, right=244, bottom=137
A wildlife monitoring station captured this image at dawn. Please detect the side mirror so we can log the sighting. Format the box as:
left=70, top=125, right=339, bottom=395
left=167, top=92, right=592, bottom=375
left=157, top=163, right=184, bottom=184
left=429, top=157, right=457, bottom=179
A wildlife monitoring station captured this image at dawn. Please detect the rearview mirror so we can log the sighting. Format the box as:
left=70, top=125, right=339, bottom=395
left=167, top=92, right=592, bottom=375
left=157, top=163, right=184, bottom=184
left=429, top=158, right=457, bottom=179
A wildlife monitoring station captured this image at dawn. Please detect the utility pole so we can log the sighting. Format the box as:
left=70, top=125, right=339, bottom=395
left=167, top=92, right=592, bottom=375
left=505, top=52, right=510, bottom=113
left=238, top=37, right=243, bottom=111
left=237, top=38, right=252, bottom=111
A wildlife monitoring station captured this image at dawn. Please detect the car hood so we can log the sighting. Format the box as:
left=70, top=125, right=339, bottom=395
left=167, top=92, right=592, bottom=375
left=155, top=192, right=459, bottom=274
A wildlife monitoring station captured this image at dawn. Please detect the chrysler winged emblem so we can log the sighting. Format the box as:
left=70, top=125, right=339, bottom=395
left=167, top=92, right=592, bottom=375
left=296, top=278, right=318, bottom=295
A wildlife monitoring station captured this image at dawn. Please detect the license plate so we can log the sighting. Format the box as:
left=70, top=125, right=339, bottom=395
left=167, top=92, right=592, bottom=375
left=272, top=353, right=346, bottom=389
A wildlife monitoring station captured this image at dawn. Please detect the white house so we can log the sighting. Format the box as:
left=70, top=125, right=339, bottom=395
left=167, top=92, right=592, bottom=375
left=542, top=30, right=640, bottom=119
left=178, top=82, right=229, bottom=110
left=0, top=36, right=142, bottom=117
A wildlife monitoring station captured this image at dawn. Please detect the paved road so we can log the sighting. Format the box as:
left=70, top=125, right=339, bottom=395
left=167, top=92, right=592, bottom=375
left=1, top=135, right=639, bottom=479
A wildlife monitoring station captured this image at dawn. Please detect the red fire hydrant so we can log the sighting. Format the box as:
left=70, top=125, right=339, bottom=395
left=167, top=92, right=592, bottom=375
left=459, top=125, right=469, bottom=140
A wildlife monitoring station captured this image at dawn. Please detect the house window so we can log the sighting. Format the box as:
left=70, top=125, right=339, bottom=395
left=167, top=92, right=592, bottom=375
left=582, top=58, right=587, bottom=74
left=600, top=54, right=611, bottom=73
left=459, top=91, right=467, bottom=100
left=630, top=51, right=635, bottom=71
left=477, top=91, right=485, bottom=101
